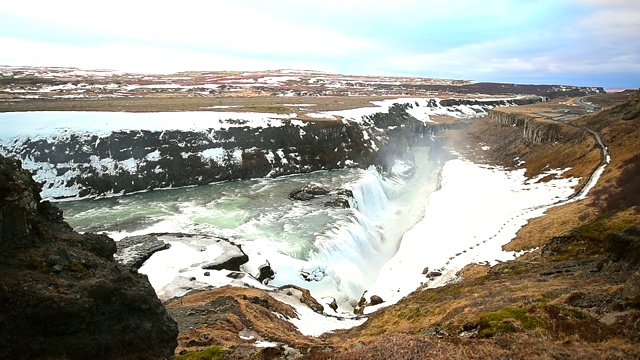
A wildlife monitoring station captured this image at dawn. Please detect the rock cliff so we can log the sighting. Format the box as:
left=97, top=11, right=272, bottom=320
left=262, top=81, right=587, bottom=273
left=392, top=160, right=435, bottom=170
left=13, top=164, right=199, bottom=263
left=489, top=110, right=571, bottom=144
left=0, top=155, right=178, bottom=359
left=1, top=106, right=452, bottom=199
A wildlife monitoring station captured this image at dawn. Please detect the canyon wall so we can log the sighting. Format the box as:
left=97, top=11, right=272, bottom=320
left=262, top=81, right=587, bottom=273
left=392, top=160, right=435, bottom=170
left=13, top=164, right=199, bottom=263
left=489, top=110, right=572, bottom=144
left=1, top=107, right=451, bottom=199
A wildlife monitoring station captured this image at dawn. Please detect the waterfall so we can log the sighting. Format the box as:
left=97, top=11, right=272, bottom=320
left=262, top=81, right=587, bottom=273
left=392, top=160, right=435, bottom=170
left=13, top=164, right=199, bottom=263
left=58, top=148, right=439, bottom=310
left=307, top=166, right=407, bottom=301
left=348, top=167, right=392, bottom=219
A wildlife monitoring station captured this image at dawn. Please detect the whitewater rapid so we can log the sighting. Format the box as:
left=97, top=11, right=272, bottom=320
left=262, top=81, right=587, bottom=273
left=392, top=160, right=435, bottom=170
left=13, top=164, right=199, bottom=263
left=58, top=147, right=440, bottom=310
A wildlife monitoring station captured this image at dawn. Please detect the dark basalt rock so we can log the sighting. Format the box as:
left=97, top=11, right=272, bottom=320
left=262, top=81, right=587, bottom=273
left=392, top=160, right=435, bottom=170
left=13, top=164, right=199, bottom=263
left=0, top=155, right=178, bottom=359
left=328, top=298, right=338, bottom=312
left=3, top=107, right=455, bottom=199
left=289, top=185, right=354, bottom=209
left=227, top=271, right=246, bottom=279
left=257, top=261, right=276, bottom=284
left=324, top=198, right=350, bottom=209
left=289, top=184, right=330, bottom=201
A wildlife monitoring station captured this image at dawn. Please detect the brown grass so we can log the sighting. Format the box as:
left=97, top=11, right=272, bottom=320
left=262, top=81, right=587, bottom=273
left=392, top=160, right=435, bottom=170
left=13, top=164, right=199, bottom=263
left=303, top=92, right=640, bottom=360
left=0, top=95, right=391, bottom=113
left=165, top=287, right=320, bottom=355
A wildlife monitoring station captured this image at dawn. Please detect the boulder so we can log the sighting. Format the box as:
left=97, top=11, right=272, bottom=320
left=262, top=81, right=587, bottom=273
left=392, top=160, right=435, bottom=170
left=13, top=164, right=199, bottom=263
left=257, top=261, right=276, bottom=284
left=289, top=185, right=329, bottom=201
left=278, top=284, right=325, bottom=313
left=202, top=240, right=249, bottom=271
left=0, top=155, right=178, bottom=359
left=324, top=198, right=350, bottom=208
left=328, top=298, right=338, bottom=312
left=370, top=295, right=384, bottom=306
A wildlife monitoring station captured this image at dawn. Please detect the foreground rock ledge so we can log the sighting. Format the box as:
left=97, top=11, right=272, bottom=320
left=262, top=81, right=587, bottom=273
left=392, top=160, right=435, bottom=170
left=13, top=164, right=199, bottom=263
left=0, top=155, right=178, bottom=359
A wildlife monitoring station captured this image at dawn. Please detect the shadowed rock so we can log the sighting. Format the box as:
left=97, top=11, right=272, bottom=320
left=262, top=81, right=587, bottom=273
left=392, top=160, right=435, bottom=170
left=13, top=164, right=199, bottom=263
left=203, top=241, right=249, bottom=271
left=0, top=155, right=178, bottom=359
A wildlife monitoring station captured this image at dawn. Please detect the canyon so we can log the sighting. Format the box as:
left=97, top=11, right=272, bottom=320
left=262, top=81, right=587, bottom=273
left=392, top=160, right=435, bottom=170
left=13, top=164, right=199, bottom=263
left=0, top=67, right=638, bottom=359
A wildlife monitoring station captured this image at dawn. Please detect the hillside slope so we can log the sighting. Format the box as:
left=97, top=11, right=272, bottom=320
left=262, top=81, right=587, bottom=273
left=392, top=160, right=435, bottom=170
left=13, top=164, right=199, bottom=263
left=297, top=92, right=640, bottom=359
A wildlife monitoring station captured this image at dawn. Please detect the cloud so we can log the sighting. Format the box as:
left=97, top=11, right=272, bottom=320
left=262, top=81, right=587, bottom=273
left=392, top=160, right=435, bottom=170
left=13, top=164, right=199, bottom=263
left=1, top=0, right=638, bottom=87
left=0, top=37, right=340, bottom=73
left=1, top=1, right=378, bottom=58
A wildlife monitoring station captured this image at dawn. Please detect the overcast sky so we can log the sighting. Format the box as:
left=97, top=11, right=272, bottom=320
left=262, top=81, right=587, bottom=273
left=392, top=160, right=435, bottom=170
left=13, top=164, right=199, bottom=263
left=1, top=0, right=638, bottom=89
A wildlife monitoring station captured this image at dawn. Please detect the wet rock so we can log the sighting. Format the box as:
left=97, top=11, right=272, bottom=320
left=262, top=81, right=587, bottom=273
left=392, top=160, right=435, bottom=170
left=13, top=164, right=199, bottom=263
left=324, top=198, right=350, bottom=208
left=290, top=185, right=353, bottom=209
left=289, top=185, right=329, bottom=201
left=328, top=298, right=338, bottom=312
left=289, top=189, right=316, bottom=201
left=258, top=261, right=276, bottom=284
left=202, top=241, right=249, bottom=271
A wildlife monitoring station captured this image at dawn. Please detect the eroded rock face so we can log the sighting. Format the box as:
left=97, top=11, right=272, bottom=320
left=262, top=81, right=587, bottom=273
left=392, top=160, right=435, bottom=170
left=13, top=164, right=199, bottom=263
left=0, top=155, right=178, bottom=359
left=1, top=108, right=452, bottom=199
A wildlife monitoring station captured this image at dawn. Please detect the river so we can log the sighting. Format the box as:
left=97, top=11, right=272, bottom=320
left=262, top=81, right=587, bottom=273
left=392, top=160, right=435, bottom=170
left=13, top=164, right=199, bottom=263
left=58, top=147, right=441, bottom=309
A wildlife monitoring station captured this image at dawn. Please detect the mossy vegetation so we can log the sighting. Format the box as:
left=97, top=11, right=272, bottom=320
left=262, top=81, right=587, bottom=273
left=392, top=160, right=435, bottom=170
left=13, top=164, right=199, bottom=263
left=477, top=306, right=548, bottom=338
left=173, top=345, right=228, bottom=360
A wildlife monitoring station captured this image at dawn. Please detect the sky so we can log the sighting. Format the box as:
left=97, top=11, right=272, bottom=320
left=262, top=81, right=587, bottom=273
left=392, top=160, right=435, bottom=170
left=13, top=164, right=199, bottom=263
left=0, top=0, right=639, bottom=89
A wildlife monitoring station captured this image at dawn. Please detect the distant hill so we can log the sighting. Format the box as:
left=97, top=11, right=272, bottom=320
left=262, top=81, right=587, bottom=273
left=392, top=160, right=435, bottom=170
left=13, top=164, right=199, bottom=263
left=0, top=65, right=605, bottom=100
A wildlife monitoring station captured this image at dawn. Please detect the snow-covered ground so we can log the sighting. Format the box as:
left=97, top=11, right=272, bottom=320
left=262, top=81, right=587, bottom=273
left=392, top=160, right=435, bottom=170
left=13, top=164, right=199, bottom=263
left=322, top=97, right=523, bottom=123
left=0, top=111, right=297, bottom=140
left=363, top=159, right=580, bottom=312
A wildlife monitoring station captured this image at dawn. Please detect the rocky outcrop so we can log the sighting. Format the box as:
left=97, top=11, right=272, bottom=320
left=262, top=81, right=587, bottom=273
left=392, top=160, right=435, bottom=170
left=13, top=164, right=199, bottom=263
left=115, top=234, right=171, bottom=269
left=0, top=155, right=178, bottom=359
left=438, top=97, right=540, bottom=107
left=522, top=119, right=565, bottom=144
left=489, top=110, right=573, bottom=144
left=289, top=185, right=353, bottom=208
